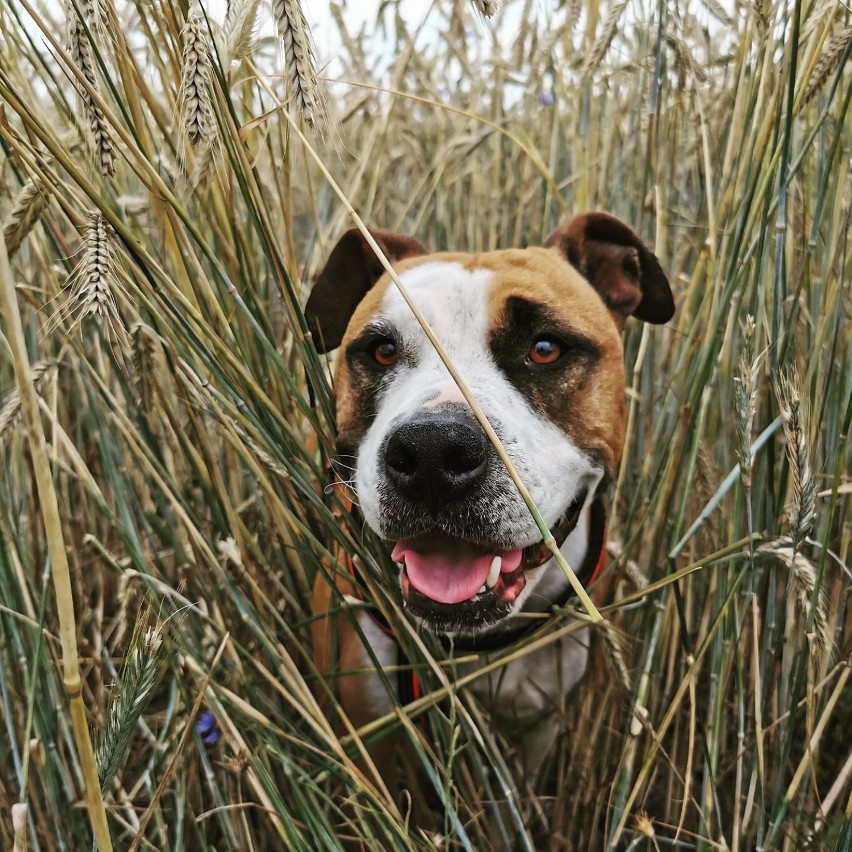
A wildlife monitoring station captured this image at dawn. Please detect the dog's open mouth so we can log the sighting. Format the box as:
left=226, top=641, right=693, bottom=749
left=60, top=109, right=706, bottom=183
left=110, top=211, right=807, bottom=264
left=391, top=489, right=588, bottom=621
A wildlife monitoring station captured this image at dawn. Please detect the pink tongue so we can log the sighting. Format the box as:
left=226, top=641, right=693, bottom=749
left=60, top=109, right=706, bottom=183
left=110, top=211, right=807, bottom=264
left=392, top=542, right=523, bottom=605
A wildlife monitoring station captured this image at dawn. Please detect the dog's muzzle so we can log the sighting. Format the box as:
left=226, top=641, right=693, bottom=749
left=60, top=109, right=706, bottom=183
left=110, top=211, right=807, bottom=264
left=377, top=408, right=589, bottom=620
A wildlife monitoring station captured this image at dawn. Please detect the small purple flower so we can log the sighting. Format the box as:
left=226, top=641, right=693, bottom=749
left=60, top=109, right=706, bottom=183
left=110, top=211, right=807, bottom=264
left=196, top=709, right=220, bottom=746
left=538, top=91, right=555, bottom=107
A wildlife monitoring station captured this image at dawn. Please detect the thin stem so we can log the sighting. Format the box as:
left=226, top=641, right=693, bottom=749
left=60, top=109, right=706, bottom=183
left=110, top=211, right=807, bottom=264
left=0, top=164, right=112, bottom=850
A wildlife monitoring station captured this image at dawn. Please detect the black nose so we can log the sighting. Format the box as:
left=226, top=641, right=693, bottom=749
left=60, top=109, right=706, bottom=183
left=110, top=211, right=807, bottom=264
left=383, top=410, right=489, bottom=503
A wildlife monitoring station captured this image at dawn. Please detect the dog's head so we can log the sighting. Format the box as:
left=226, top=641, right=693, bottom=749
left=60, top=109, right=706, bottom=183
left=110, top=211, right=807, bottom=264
left=306, top=214, right=673, bottom=635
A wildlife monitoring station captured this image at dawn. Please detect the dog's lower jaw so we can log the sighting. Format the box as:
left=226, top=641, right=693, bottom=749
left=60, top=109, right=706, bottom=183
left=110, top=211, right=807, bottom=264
left=399, top=497, right=596, bottom=637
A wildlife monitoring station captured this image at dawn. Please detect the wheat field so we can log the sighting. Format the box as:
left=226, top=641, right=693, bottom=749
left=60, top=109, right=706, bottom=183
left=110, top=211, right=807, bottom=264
left=0, top=0, right=849, bottom=849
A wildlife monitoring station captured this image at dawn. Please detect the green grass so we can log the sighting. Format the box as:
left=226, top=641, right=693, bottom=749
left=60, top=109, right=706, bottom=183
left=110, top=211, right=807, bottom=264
left=0, top=0, right=849, bottom=849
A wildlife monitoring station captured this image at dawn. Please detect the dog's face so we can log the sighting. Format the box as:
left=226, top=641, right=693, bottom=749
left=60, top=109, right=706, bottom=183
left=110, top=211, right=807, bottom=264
left=306, top=214, right=673, bottom=635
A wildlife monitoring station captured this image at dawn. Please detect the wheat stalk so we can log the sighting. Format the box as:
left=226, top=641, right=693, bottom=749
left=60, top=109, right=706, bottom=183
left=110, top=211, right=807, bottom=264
left=177, top=5, right=218, bottom=184
left=130, top=323, right=159, bottom=415
left=0, top=166, right=113, bottom=852
left=581, top=0, right=630, bottom=82
left=775, top=369, right=816, bottom=547
left=272, top=0, right=326, bottom=130
left=803, top=28, right=852, bottom=105
left=734, top=315, right=759, bottom=491
left=757, top=542, right=829, bottom=652
left=700, top=0, right=733, bottom=26
left=223, top=0, right=262, bottom=64
left=3, top=179, right=48, bottom=257
left=598, top=620, right=632, bottom=691
left=471, top=0, right=500, bottom=17
left=753, top=0, right=771, bottom=38
left=98, top=618, right=167, bottom=790
left=0, top=361, right=57, bottom=443
left=65, top=0, right=116, bottom=177
left=668, top=33, right=709, bottom=89
left=61, top=211, right=128, bottom=346
left=78, top=0, right=109, bottom=39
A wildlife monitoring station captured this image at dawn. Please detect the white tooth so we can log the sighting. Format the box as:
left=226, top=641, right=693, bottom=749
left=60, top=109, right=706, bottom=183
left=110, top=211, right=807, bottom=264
left=477, top=585, right=487, bottom=594
left=486, top=555, right=501, bottom=589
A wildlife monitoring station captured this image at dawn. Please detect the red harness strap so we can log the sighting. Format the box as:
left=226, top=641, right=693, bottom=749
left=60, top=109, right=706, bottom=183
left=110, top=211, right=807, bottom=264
left=586, top=528, right=608, bottom=588
left=344, top=551, right=424, bottom=708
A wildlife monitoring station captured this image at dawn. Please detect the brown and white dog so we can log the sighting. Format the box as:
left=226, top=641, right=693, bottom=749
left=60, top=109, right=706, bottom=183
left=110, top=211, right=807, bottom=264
left=307, top=213, right=673, bottom=785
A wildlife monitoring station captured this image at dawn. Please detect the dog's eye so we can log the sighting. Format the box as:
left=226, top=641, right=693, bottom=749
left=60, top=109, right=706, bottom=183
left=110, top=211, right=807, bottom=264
left=528, top=336, right=563, bottom=365
left=370, top=338, right=398, bottom=367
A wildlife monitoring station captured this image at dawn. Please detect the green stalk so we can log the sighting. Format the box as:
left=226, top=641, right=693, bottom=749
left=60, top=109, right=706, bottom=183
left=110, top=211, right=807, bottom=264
left=0, top=169, right=112, bottom=850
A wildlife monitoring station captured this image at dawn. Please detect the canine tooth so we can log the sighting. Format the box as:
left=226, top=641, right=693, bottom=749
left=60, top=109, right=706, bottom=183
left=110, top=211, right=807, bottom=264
left=477, top=585, right=487, bottom=594
left=486, top=555, right=502, bottom=589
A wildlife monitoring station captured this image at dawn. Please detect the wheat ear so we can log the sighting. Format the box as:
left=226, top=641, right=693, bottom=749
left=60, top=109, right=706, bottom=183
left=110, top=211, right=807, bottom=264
left=272, top=0, right=326, bottom=129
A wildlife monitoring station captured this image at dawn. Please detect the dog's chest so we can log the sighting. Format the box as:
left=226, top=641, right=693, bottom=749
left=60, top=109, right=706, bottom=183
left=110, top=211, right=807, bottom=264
left=351, top=608, right=588, bottom=727
left=457, top=628, right=589, bottom=725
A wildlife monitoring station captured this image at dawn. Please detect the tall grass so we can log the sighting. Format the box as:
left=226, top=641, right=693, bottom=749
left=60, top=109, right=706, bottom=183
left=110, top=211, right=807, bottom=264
left=0, top=0, right=849, bottom=849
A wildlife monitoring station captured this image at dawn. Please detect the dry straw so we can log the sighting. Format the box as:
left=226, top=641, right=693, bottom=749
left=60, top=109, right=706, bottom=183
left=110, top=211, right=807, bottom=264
left=0, top=175, right=113, bottom=851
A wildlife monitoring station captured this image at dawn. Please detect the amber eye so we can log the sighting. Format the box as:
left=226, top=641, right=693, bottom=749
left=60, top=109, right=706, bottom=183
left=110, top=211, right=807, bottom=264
left=528, top=336, right=563, bottom=365
left=370, top=339, right=398, bottom=367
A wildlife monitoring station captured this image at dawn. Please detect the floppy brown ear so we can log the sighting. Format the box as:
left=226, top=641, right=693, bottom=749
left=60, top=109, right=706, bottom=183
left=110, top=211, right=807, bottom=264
left=544, top=212, right=674, bottom=325
left=304, top=228, right=429, bottom=353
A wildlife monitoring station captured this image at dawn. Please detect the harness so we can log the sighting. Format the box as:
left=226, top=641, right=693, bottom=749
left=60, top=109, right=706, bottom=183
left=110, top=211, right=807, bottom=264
left=343, top=496, right=608, bottom=711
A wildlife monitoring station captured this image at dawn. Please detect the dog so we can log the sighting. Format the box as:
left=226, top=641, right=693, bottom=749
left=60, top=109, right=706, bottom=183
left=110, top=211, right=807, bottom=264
left=306, top=212, right=673, bottom=790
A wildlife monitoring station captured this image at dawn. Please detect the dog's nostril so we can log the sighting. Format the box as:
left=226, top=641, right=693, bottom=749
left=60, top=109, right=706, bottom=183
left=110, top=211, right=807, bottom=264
left=385, top=435, right=418, bottom=478
left=444, top=445, right=485, bottom=477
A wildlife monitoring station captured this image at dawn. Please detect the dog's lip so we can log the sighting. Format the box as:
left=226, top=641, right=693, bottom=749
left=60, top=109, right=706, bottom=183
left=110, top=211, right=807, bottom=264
left=391, top=488, right=589, bottom=608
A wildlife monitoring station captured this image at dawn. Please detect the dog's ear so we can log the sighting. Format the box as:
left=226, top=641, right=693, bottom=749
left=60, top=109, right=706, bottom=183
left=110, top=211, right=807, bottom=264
left=304, top=228, right=429, bottom=353
left=544, top=212, right=674, bottom=325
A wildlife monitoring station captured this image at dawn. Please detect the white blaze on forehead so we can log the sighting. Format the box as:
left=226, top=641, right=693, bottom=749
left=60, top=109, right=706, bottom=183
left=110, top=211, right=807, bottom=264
left=380, top=261, right=494, bottom=372
left=354, top=260, right=603, bottom=548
